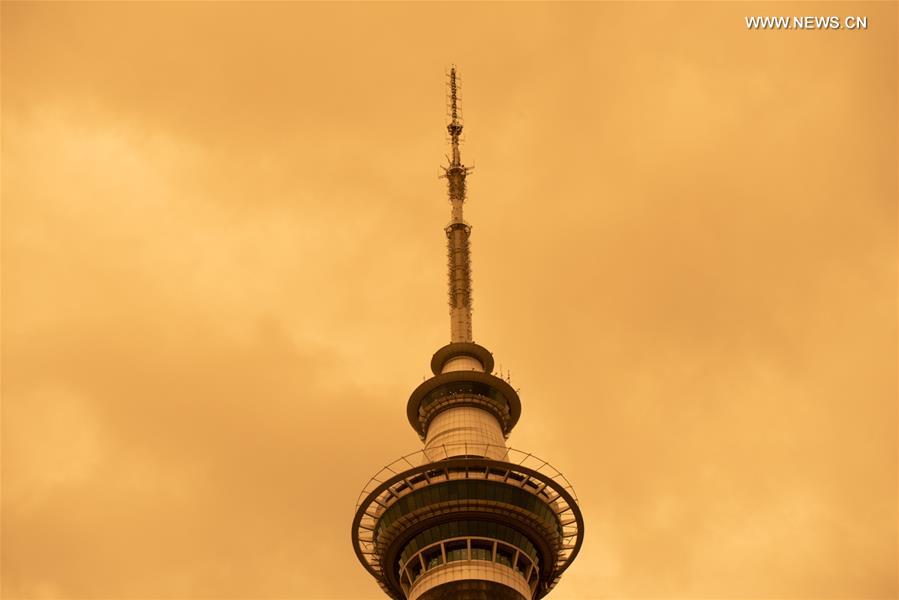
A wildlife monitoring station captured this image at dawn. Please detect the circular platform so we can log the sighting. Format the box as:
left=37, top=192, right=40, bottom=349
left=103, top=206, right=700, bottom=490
left=351, top=447, right=584, bottom=600
left=430, top=342, right=495, bottom=375
left=407, top=371, right=521, bottom=437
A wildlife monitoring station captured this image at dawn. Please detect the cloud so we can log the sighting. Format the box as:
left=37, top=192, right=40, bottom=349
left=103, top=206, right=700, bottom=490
left=2, top=2, right=896, bottom=599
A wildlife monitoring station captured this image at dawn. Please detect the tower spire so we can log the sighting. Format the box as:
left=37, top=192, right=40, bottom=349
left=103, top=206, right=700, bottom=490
left=442, top=65, right=474, bottom=343
left=447, top=65, right=464, bottom=167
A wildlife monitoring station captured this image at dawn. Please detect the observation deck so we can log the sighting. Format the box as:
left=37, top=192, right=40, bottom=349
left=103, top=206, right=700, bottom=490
left=351, top=446, right=584, bottom=600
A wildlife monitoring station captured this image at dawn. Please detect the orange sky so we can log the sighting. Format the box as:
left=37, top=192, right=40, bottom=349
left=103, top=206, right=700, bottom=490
left=2, top=2, right=897, bottom=599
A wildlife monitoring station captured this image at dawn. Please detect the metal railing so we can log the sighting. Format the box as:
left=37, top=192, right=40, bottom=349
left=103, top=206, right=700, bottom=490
left=354, top=444, right=580, bottom=511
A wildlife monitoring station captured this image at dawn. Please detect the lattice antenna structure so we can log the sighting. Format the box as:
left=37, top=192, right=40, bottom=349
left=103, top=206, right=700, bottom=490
left=446, top=66, right=464, bottom=165
left=441, top=65, right=475, bottom=343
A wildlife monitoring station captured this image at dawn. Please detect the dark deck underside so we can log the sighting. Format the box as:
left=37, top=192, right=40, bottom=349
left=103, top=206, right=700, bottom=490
left=416, top=580, right=528, bottom=600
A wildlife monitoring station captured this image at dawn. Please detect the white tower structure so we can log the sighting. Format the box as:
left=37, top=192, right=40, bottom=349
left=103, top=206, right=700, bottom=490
left=351, top=67, right=584, bottom=600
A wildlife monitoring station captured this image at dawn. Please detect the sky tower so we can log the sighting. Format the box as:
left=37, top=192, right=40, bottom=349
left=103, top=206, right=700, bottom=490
left=351, top=67, right=584, bottom=600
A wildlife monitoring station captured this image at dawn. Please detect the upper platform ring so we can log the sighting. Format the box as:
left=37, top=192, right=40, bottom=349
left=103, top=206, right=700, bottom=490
left=407, top=370, right=521, bottom=436
left=430, top=342, right=494, bottom=375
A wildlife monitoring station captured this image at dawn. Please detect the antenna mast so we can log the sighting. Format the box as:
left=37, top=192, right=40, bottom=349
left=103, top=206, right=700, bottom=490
left=442, top=66, right=474, bottom=343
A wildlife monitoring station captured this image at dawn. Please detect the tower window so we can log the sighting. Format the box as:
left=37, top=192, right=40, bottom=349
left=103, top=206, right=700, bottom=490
left=495, top=543, right=514, bottom=568
left=470, top=539, right=493, bottom=562
left=422, top=546, right=443, bottom=570
left=516, top=553, right=531, bottom=578
left=444, top=540, right=468, bottom=563
left=408, top=555, right=424, bottom=583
